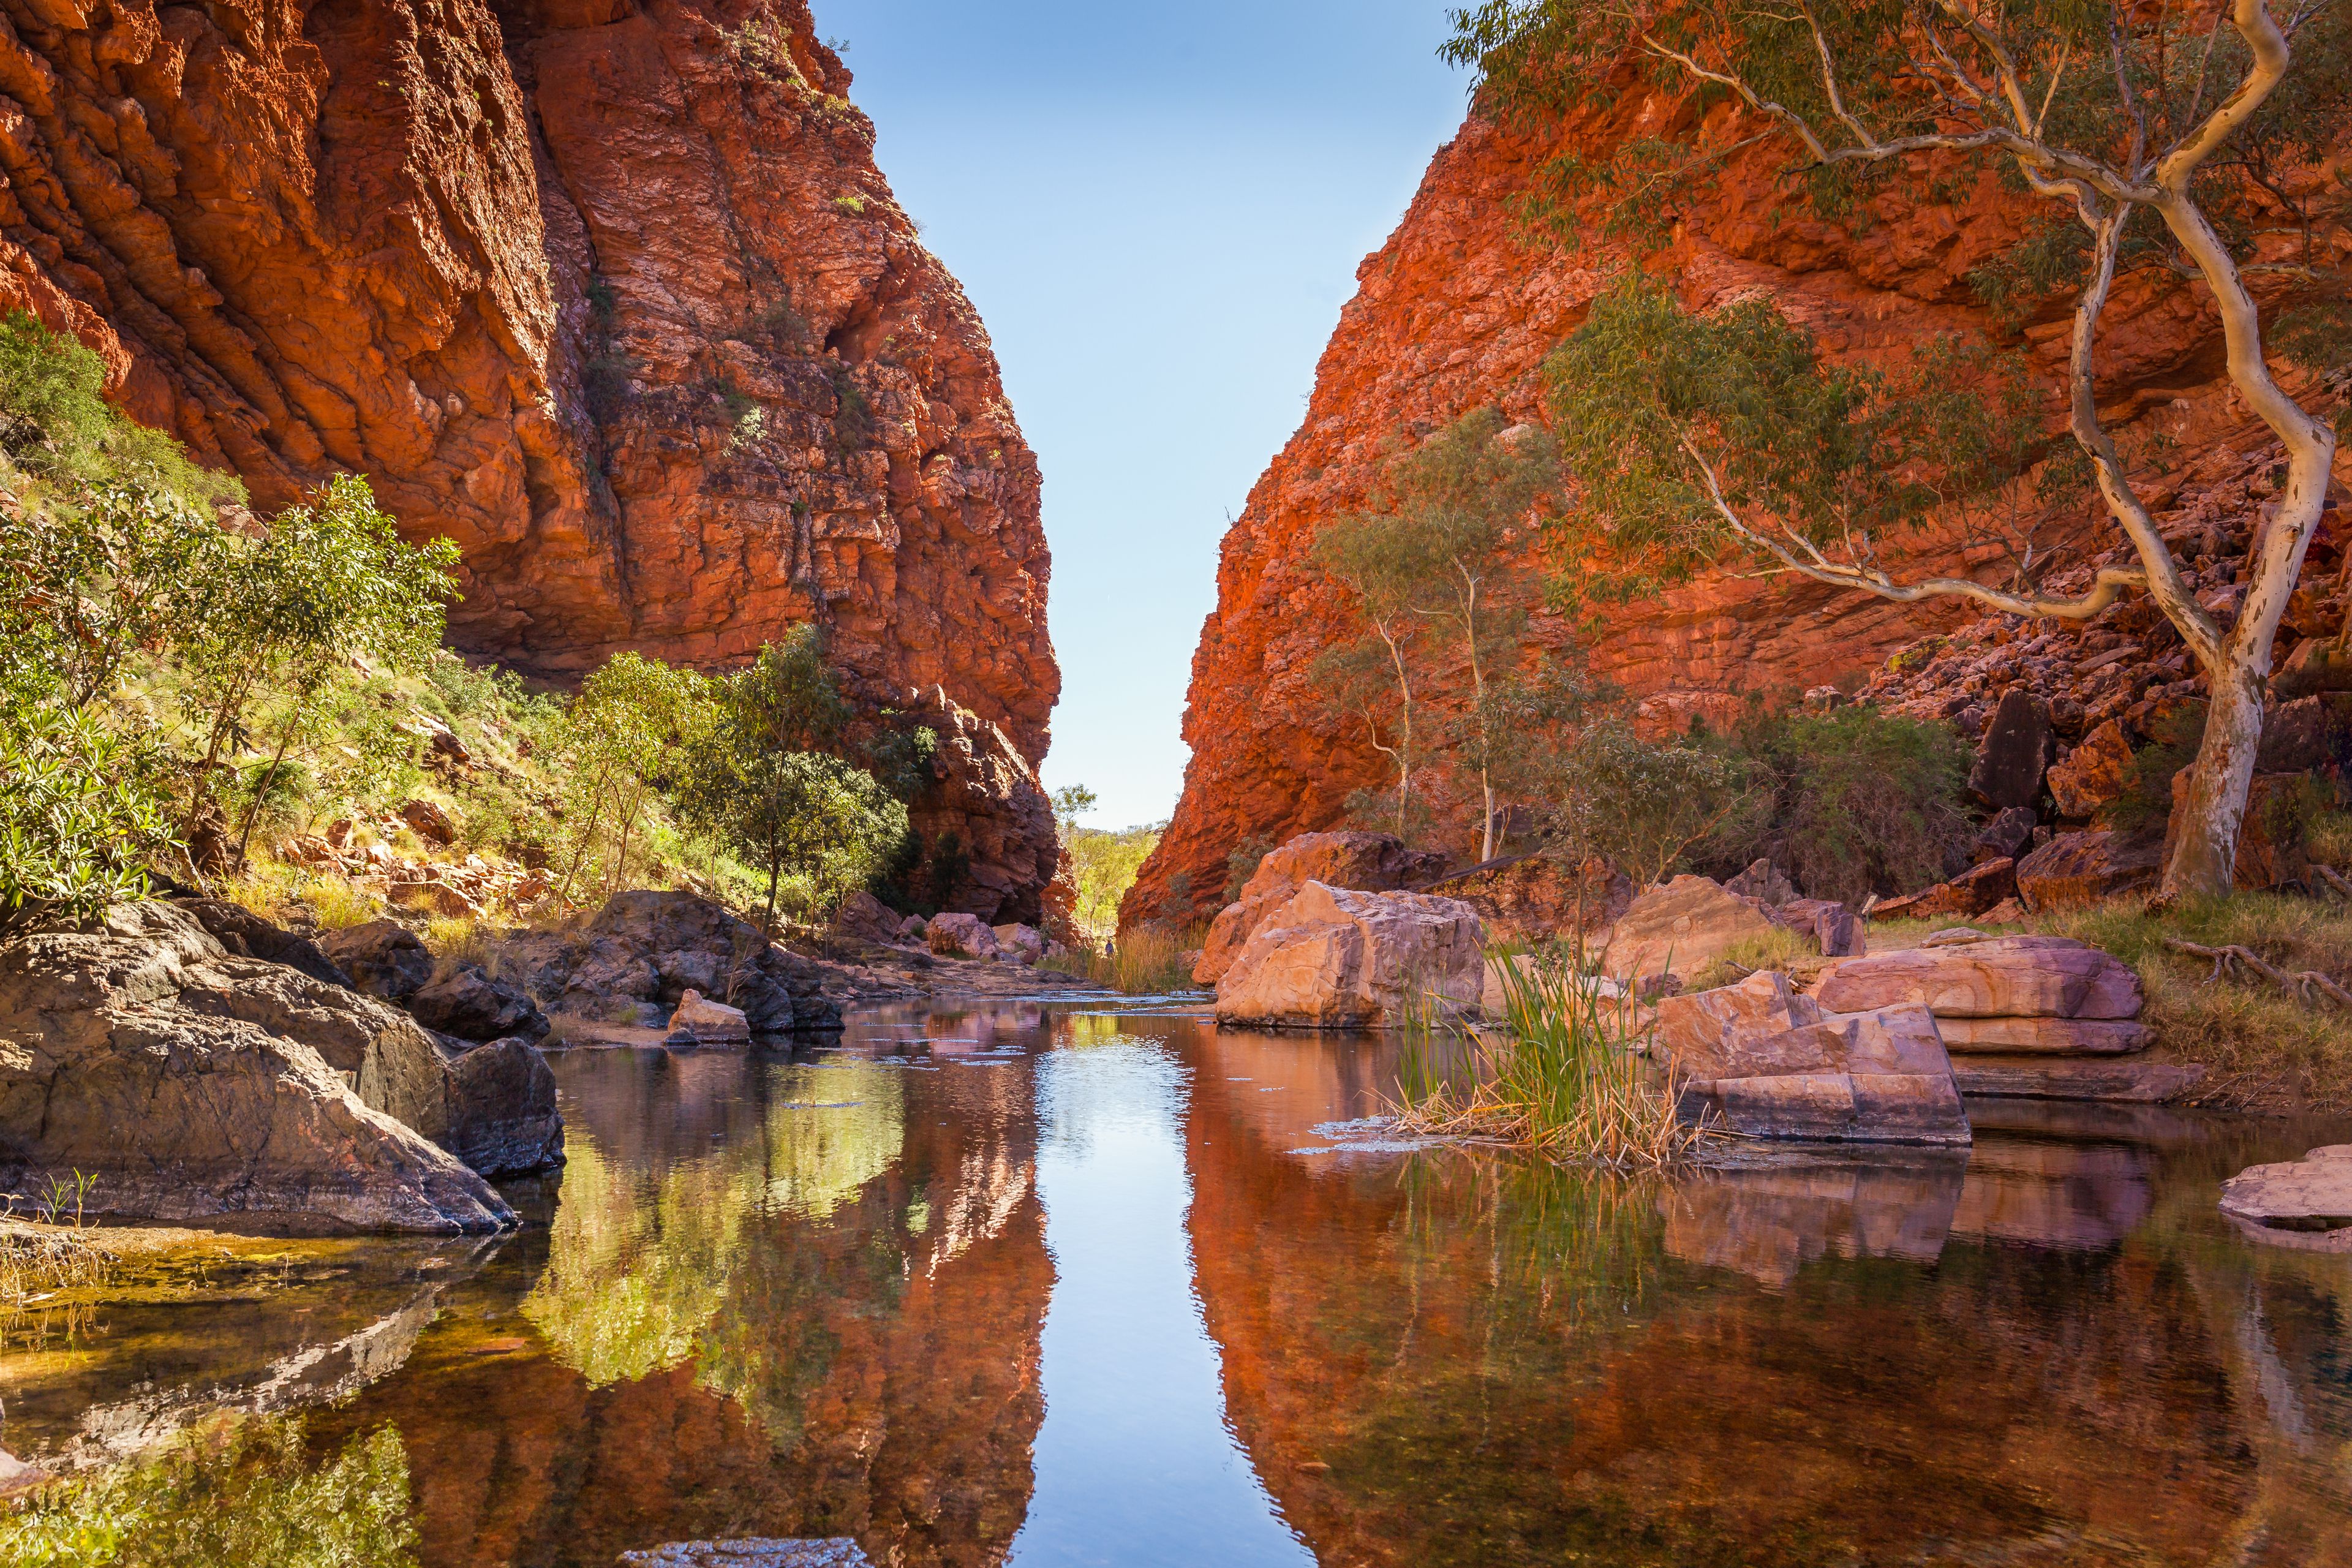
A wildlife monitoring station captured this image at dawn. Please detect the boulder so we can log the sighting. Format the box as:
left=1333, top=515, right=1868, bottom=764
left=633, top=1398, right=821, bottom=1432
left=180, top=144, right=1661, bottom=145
left=991, top=922, right=1046, bottom=965
left=1967, top=690, right=2056, bottom=809
left=434, top=1038, right=565, bottom=1177
left=1972, top=806, right=2037, bottom=864
left=2218, top=1145, right=2352, bottom=1237
left=832, top=891, right=906, bottom=946
left=510, top=892, right=839, bottom=1034
left=2271, top=638, right=2352, bottom=700
left=897, top=914, right=929, bottom=941
left=1870, top=859, right=2017, bottom=924
left=1723, top=859, right=1796, bottom=905
left=1420, top=854, right=1630, bottom=946
left=2256, top=693, right=2352, bottom=772
left=2014, top=830, right=2164, bottom=909
left=1213, top=882, right=1483, bottom=1030
left=408, top=963, right=550, bottom=1044
left=1193, top=831, right=1449, bottom=986
left=1600, top=876, right=1776, bottom=984
left=666, top=989, right=752, bottom=1045
left=929, top=912, right=1003, bottom=960
left=1772, top=898, right=1864, bottom=958
left=173, top=899, right=351, bottom=987
left=320, top=921, right=434, bottom=1003
left=1814, top=934, right=2142, bottom=1019
left=2046, top=719, right=2135, bottom=820
left=0, top=903, right=524, bottom=1233
left=1934, top=1016, right=2152, bottom=1054
left=2164, top=770, right=2310, bottom=891
left=1654, top=974, right=1968, bottom=1144
left=398, top=797, right=457, bottom=846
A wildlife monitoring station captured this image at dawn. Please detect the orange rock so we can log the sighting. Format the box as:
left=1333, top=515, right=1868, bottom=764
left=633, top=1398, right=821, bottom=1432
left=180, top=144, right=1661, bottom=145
left=2048, top=720, right=2135, bottom=821
left=0, top=0, right=1057, bottom=916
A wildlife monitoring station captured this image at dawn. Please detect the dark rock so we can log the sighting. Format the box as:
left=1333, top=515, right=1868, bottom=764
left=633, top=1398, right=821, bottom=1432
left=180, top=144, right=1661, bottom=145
left=409, top=963, right=550, bottom=1044
left=2271, top=638, right=2352, bottom=699
left=513, top=891, right=841, bottom=1035
left=832, top=889, right=906, bottom=946
left=1724, top=859, right=1796, bottom=905
left=1967, top=690, right=2056, bottom=809
left=2255, top=694, right=2352, bottom=773
left=434, top=1037, right=564, bottom=1176
left=0, top=903, right=520, bottom=1233
left=173, top=899, right=350, bottom=988
left=1769, top=897, right=1864, bottom=957
left=1421, top=854, right=1630, bottom=946
left=1871, top=859, right=2016, bottom=923
left=319, top=921, right=434, bottom=1003
left=1972, top=805, right=2037, bottom=864
left=2015, top=831, right=2163, bottom=909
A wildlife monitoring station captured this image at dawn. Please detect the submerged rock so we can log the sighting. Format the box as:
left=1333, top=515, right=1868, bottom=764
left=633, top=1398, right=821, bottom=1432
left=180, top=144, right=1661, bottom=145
left=2219, top=1145, right=2352, bottom=1245
left=1214, top=882, right=1483, bottom=1030
left=0, top=903, right=522, bottom=1234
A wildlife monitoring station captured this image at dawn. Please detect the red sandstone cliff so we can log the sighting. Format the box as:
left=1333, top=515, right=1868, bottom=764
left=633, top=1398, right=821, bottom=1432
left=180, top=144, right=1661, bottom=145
left=0, top=0, right=1057, bottom=918
left=1126, top=79, right=2348, bottom=927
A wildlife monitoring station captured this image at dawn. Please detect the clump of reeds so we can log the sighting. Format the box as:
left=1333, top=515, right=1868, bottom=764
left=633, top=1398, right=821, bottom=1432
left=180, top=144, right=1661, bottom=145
left=1039, top=922, right=1201, bottom=994
left=1391, top=950, right=1703, bottom=1171
left=1, top=1222, right=115, bottom=1303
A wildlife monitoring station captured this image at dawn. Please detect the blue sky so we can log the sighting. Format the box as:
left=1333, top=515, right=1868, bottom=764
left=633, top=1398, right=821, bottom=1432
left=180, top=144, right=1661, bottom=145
left=838, top=1, right=1469, bottom=831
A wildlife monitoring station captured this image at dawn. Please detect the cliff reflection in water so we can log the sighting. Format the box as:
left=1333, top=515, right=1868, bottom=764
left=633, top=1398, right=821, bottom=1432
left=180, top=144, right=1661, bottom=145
left=70, top=1001, right=2351, bottom=1568
left=1188, top=1025, right=2352, bottom=1568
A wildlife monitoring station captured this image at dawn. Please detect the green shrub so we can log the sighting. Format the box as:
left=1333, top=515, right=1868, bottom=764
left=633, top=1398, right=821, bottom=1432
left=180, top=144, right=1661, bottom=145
left=0, top=703, right=172, bottom=926
left=0, top=312, right=243, bottom=510
left=1716, top=707, right=1972, bottom=903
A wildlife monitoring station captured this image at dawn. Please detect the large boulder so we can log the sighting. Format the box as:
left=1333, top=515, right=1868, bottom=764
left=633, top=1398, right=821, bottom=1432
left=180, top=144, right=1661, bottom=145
left=1213, top=883, right=1483, bottom=1030
left=1651, top=971, right=1969, bottom=1145
left=666, top=989, right=752, bottom=1045
left=1600, top=875, right=1776, bottom=984
left=408, top=963, right=550, bottom=1044
left=510, top=891, right=839, bottom=1034
left=434, top=1038, right=565, bottom=1177
left=0, top=904, right=524, bottom=1233
left=1771, top=899, right=1865, bottom=959
left=1814, top=934, right=2141, bottom=1019
left=320, top=921, right=435, bottom=1003
left=991, top=922, right=1047, bottom=965
left=173, top=899, right=350, bottom=987
left=831, top=891, right=907, bottom=946
left=1193, top=832, right=1448, bottom=986
left=1967, top=689, right=2056, bottom=809
left=2014, top=830, right=2164, bottom=909
left=1870, top=859, right=2016, bottom=923
left=928, top=912, right=1003, bottom=960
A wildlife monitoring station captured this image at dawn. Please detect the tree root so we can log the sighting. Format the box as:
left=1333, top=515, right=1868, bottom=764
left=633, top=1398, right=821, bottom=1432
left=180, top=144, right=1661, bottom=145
left=2312, top=863, right=2352, bottom=902
left=2162, top=937, right=2352, bottom=1008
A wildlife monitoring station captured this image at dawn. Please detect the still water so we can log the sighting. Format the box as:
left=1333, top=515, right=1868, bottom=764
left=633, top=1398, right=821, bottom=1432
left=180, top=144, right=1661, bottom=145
left=7, top=997, right=2352, bottom=1566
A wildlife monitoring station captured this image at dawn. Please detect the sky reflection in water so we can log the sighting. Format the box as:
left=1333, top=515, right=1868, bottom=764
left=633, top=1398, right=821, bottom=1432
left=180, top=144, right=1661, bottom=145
left=5, top=999, right=2351, bottom=1567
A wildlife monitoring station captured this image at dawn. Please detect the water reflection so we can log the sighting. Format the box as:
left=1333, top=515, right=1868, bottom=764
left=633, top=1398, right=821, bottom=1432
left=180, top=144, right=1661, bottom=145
left=3, top=1000, right=2348, bottom=1567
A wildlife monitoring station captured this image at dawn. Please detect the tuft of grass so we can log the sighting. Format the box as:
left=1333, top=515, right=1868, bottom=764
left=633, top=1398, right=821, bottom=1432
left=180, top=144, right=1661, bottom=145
left=1393, top=952, right=1700, bottom=1170
left=1, top=1220, right=114, bottom=1302
left=1687, top=924, right=1815, bottom=990
left=1041, top=923, right=1200, bottom=993
left=303, top=878, right=379, bottom=930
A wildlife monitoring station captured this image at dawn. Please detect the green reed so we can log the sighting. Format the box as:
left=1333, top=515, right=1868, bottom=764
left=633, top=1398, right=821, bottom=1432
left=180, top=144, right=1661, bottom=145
left=1392, top=948, right=1702, bottom=1171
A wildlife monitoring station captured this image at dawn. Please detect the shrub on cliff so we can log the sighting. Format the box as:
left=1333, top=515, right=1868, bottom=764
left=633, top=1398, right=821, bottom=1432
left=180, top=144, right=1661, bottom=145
left=1464, top=1, right=2351, bottom=902
left=0, top=311, right=241, bottom=510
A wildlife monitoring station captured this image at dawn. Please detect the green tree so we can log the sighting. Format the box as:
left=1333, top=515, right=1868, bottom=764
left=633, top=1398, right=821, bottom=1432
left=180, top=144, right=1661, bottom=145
left=0, top=703, right=172, bottom=926
left=1455, top=0, right=2348, bottom=900
left=1531, top=718, right=1754, bottom=891
left=1311, top=504, right=1441, bottom=839
left=1063, top=821, right=1161, bottom=945
left=175, top=473, right=459, bottom=865
left=553, top=652, right=712, bottom=900
left=1723, top=707, right=1973, bottom=903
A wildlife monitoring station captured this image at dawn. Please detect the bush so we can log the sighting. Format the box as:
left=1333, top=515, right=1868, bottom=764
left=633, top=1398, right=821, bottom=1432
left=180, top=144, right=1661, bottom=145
left=1714, top=707, right=1972, bottom=903
left=0, top=312, right=242, bottom=509
left=0, top=703, right=172, bottom=926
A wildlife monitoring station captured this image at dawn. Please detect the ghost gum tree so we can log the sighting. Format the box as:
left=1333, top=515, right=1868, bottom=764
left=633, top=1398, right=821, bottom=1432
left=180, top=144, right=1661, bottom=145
left=1450, top=0, right=2351, bottom=899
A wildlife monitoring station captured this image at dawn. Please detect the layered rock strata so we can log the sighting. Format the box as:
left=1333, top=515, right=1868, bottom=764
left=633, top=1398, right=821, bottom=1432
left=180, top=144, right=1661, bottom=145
left=1131, top=76, right=2348, bottom=925
left=0, top=0, right=1057, bottom=916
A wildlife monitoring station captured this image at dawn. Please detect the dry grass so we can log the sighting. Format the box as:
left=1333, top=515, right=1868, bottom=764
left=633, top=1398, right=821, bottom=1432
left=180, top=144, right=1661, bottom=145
left=304, top=876, right=379, bottom=930
left=1873, top=891, right=2352, bottom=1111
left=1, top=1221, right=114, bottom=1302
left=1688, top=924, right=1817, bottom=990
left=1392, top=955, right=1702, bottom=1171
left=1042, top=922, right=1202, bottom=993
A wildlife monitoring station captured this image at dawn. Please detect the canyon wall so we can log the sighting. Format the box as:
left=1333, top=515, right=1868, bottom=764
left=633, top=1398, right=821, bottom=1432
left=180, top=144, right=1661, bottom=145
left=0, top=0, right=1058, bottom=919
left=1126, top=74, right=2346, bottom=927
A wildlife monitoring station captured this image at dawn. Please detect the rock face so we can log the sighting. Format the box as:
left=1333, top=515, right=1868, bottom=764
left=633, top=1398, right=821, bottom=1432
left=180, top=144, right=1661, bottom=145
left=1213, top=883, right=1483, bottom=1030
left=1192, top=832, right=1448, bottom=986
left=1601, top=876, right=1777, bottom=986
left=1129, top=64, right=2348, bottom=924
left=0, top=0, right=1058, bottom=919
left=0, top=903, right=531, bottom=1233
left=511, top=890, right=839, bottom=1035
left=1653, top=971, right=1970, bottom=1145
